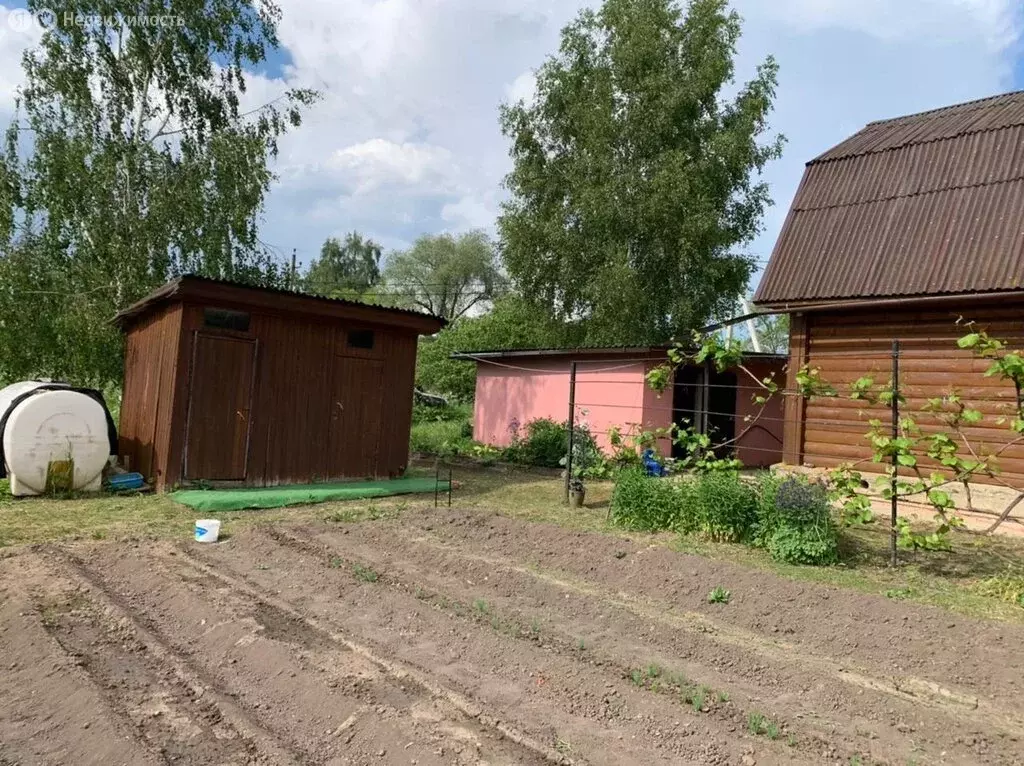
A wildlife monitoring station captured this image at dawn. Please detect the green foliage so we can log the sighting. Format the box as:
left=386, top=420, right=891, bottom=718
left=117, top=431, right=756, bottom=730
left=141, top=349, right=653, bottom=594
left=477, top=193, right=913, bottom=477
left=0, top=0, right=317, bottom=385
left=500, top=418, right=598, bottom=472
left=499, top=0, right=783, bottom=346
left=409, top=420, right=472, bottom=457
left=304, top=232, right=382, bottom=298
left=829, top=467, right=875, bottom=527
left=351, top=563, right=380, bottom=583
left=412, top=401, right=471, bottom=426
left=383, top=230, right=507, bottom=321
left=504, top=418, right=565, bottom=468
left=707, top=586, right=730, bottom=604
left=767, top=524, right=839, bottom=566
left=755, top=476, right=839, bottom=565
left=610, top=466, right=686, bottom=531
left=415, top=294, right=578, bottom=401
left=748, top=313, right=789, bottom=354
left=688, top=471, right=758, bottom=542
left=972, top=571, right=1024, bottom=608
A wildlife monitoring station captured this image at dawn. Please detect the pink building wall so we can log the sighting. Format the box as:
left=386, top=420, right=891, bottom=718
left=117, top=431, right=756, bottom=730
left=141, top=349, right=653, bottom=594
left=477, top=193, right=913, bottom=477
left=470, top=353, right=786, bottom=467
left=473, top=358, right=671, bottom=453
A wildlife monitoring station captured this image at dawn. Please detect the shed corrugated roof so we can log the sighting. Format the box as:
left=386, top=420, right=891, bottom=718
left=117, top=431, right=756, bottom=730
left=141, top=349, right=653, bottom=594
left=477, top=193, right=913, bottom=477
left=114, top=274, right=446, bottom=334
left=754, top=90, right=1024, bottom=308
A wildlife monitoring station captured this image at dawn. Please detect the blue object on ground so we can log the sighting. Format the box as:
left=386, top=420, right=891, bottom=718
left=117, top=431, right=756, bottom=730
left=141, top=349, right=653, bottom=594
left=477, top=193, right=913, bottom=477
left=107, top=472, right=144, bottom=491
left=642, top=449, right=666, bottom=477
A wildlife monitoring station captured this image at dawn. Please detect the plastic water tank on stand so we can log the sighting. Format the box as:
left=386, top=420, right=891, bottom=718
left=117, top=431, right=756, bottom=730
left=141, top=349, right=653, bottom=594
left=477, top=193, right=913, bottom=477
left=0, top=381, right=116, bottom=496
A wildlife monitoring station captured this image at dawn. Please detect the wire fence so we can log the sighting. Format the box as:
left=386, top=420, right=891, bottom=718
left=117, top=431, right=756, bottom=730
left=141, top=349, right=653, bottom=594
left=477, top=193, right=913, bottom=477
left=547, top=340, right=1024, bottom=553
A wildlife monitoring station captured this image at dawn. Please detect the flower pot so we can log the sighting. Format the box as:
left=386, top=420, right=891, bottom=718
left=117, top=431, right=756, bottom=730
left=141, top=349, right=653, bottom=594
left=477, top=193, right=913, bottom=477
left=569, top=488, right=586, bottom=508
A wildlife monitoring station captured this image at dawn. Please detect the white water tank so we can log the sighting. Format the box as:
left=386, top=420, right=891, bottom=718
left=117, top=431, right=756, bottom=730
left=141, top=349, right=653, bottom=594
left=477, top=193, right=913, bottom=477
left=0, top=382, right=111, bottom=496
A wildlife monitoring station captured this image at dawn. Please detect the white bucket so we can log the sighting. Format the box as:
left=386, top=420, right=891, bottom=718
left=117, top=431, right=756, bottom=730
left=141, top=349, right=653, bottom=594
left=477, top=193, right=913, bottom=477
left=194, top=519, right=221, bottom=543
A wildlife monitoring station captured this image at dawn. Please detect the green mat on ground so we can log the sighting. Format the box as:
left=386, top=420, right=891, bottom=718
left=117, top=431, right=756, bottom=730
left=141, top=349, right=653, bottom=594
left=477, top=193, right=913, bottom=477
left=170, top=477, right=450, bottom=512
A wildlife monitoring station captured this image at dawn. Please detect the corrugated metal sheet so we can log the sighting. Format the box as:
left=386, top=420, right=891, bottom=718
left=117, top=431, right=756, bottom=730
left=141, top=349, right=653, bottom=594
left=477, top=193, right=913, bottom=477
left=755, top=90, right=1024, bottom=306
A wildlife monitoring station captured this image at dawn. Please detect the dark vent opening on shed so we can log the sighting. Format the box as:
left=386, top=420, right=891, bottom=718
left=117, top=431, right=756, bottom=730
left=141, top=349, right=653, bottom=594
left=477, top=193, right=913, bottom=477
left=348, top=329, right=375, bottom=349
left=203, top=307, right=250, bottom=332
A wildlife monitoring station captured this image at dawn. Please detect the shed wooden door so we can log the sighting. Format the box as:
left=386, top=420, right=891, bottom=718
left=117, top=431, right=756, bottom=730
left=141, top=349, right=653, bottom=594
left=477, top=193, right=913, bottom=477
left=327, top=357, right=385, bottom=478
left=184, top=334, right=257, bottom=480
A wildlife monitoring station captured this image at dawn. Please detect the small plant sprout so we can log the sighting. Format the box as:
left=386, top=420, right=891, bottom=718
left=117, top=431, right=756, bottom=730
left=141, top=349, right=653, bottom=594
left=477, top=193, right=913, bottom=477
left=577, top=637, right=586, bottom=650
left=766, top=721, right=780, bottom=740
left=646, top=663, right=662, bottom=679
left=747, top=711, right=766, bottom=735
left=716, top=690, right=729, bottom=703
left=328, top=556, right=343, bottom=569
left=629, top=669, right=644, bottom=686
left=787, top=733, right=797, bottom=747
left=472, top=598, right=490, bottom=615
left=351, top=563, right=379, bottom=583
left=707, top=586, right=731, bottom=604
left=689, top=686, right=706, bottom=712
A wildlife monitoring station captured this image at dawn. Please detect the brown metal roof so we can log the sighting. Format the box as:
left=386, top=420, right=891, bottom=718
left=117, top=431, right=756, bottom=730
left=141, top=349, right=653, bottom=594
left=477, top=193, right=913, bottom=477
left=754, top=90, right=1024, bottom=308
left=114, top=275, right=446, bottom=335
left=450, top=346, right=786, bottom=362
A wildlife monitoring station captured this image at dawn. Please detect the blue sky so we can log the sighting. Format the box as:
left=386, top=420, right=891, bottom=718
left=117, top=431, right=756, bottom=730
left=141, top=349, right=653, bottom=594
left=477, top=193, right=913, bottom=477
left=2, top=0, right=1023, bottom=296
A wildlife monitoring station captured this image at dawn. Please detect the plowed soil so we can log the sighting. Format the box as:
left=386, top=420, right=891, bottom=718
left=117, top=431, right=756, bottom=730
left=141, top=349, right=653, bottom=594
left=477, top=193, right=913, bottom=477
left=1, top=508, right=1022, bottom=766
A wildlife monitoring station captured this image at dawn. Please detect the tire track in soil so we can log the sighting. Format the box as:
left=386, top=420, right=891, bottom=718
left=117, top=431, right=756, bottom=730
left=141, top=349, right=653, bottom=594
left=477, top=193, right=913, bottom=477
left=33, top=576, right=272, bottom=765
left=52, top=543, right=561, bottom=766
left=267, top=522, right=1020, bottom=766
left=44, top=547, right=311, bottom=765
left=0, top=556, right=163, bottom=766
left=188, top=528, right=831, bottom=766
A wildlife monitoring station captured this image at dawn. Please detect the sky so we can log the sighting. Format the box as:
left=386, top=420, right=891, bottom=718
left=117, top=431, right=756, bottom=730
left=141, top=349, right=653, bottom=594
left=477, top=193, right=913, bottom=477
left=1, top=0, right=1023, bottom=293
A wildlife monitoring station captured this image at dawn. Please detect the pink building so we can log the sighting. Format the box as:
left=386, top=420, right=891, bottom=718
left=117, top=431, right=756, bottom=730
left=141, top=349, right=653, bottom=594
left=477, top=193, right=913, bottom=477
left=452, top=348, right=787, bottom=468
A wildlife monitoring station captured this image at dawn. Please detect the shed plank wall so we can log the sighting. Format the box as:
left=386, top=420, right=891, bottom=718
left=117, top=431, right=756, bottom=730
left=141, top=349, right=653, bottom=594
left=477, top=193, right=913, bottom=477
left=118, top=304, right=183, bottom=485
left=799, top=303, right=1024, bottom=483
left=173, top=305, right=417, bottom=487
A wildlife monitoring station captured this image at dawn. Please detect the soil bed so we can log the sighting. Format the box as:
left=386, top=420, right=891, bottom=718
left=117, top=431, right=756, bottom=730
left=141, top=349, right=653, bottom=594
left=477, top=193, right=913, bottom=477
left=1, top=507, right=1021, bottom=765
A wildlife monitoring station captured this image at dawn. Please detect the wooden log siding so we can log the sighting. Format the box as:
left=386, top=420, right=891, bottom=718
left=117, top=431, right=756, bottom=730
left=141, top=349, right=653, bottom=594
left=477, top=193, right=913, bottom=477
left=797, top=302, right=1024, bottom=486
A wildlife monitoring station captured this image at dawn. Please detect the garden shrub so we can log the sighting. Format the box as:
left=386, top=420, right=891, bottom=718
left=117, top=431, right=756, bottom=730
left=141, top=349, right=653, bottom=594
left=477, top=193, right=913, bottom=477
left=610, top=466, right=687, bottom=531
left=504, top=418, right=602, bottom=470
left=759, top=476, right=839, bottom=566
left=767, top=524, right=839, bottom=566
left=688, top=472, right=759, bottom=542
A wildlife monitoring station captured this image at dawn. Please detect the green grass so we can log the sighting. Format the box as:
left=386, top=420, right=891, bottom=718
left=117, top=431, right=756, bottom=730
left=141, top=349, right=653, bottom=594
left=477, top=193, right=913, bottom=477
left=409, top=419, right=470, bottom=455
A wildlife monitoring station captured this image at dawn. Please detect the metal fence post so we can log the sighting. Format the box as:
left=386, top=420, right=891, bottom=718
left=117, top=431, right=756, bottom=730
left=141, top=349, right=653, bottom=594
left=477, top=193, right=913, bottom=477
left=564, top=361, right=578, bottom=504
left=890, top=339, right=900, bottom=567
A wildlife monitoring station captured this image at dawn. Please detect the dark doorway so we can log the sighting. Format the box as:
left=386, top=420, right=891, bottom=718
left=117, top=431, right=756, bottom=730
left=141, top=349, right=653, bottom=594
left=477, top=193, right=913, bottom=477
left=670, top=365, right=737, bottom=459
left=184, top=334, right=257, bottom=480
left=671, top=366, right=701, bottom=459
left=706, top=369, right=737, bottom=454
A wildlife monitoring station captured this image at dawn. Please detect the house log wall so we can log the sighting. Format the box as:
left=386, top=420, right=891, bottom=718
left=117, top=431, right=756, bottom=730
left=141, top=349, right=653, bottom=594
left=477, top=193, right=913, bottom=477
left=792, top=300, right=1024, bottom=485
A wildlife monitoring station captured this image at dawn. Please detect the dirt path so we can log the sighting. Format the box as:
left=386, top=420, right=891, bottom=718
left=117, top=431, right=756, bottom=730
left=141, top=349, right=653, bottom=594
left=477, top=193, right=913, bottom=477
left=1, top=508, right=1021, bottom=765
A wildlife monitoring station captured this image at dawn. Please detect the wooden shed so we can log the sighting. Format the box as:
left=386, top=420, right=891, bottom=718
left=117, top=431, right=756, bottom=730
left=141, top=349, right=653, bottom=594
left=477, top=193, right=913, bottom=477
left=754, top=91, right=1024, bottom=483
left=115, top=276, right=445, bottom=490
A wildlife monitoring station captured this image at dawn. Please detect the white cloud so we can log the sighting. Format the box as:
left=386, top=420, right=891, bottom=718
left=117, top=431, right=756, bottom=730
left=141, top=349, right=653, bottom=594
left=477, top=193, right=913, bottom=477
left=326, top=139, right=455, bottom=196
left=505, top=71, right=537, bottom=105
left=1, top=0, right=1023, bottom=278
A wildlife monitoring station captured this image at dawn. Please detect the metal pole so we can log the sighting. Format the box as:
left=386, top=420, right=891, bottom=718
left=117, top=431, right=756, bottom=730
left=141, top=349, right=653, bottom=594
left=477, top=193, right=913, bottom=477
left=434, top=459, right=440, bottom=509
left=447, top=466, right=452, bottom=508
left=564, top=361, right=578, bottom=504
left=890, top=339, right=900, bottom=567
